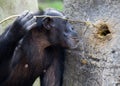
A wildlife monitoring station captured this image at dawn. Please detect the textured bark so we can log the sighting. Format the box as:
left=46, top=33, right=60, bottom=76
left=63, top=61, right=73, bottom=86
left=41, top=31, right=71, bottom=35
left=64, top=0, right=120, bottom=86
left=0, top=0, right=38, bottom=33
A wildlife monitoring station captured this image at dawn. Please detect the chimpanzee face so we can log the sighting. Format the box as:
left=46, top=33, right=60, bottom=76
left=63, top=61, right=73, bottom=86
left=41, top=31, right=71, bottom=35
left=42, top=9, right=79, bottom=49
left=42, top=17, right=79, bottom=49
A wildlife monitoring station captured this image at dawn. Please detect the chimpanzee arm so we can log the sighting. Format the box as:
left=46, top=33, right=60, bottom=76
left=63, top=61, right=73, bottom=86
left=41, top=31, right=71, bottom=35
left=0, top=11, right=36, bottom=83
left=1, top=47, right=33, bottom=86
left=0, top=11, right=36, bottom=62
left=41, top=47, right=65, bottom=86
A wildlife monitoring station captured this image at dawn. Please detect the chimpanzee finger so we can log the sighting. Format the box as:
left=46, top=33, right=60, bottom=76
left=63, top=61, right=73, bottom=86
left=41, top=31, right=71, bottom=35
left=26, top=22, right=37, bottom=31
left=13, top=11, right=29, bottom=25
left=17, top=10, right=29, bottom=21
left=21, top=12, right=33, bottom=24
left=23, top=17, right=36, bottom=30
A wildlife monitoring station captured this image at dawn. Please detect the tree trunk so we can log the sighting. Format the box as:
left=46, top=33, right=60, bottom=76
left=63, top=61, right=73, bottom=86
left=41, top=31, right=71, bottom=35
left=0, top=0, right=38, bottom=33
left=63, top=0, right=120, bottom=86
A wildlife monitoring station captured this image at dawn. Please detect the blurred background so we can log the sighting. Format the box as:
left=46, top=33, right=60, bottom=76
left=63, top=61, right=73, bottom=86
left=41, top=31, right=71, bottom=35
left=38, top=0, right=63, bottom=11
left=0, top=0, right=63, bottom=33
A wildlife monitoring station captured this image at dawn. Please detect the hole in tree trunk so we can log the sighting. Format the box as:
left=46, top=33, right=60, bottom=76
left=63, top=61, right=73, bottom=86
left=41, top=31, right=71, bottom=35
left=97, top=23, right=111, bottom=36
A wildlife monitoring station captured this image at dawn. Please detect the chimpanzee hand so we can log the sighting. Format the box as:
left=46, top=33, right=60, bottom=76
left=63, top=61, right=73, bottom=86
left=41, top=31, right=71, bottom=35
left=11, top=11, right=37, bottom=38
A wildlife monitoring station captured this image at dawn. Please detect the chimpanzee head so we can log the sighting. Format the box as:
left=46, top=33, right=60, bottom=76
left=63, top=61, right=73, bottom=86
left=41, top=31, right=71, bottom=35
left=41, top=8, right=79, bottom=49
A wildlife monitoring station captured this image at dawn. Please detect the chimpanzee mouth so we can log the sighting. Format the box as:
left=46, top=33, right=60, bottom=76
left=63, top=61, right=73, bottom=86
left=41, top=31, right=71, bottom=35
left=69, top=41, right=80, bottom=49
left=66, top=37, right=80, bottom=49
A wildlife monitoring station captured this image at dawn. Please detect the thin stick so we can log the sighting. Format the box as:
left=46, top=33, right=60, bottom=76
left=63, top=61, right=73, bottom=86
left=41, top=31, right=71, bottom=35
left=0, top=15, right=94, bottom=27
left=0, top=15, right=84, bottom=24
left=0, top=15, right=67, bottom=24
left=0, top=15, right=20, bottom=24
left=35, top=15, right=66, bottom=19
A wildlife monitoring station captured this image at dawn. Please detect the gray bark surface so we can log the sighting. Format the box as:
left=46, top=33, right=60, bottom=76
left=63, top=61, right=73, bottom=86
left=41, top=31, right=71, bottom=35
left=64, top=0, right=120, bottom=86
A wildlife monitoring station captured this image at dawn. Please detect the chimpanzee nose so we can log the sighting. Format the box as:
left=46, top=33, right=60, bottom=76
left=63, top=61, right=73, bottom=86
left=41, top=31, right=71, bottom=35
left=75, top=38, right=80, bottom=43
left=71, top=31, right=78, bottom=38
left=71, top=31, right=80, bottom=42
left=64, top=30, right=79, bottom=40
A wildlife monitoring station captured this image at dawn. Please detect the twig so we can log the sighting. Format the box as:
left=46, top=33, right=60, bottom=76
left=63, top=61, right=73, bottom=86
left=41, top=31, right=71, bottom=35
left=0, top=15, right=94, bottom=27
left=0, top=15, right=20, bottom=24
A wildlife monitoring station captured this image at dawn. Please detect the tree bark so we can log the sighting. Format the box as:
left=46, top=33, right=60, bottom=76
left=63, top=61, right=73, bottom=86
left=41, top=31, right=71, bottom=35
left=64, top=0, right=120, bottom=86
left=0, top=0, right=38, bottom=33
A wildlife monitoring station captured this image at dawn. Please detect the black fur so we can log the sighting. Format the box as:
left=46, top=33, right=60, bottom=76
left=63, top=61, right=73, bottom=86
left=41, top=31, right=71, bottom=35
left=0, top=11, right=36, bottom=84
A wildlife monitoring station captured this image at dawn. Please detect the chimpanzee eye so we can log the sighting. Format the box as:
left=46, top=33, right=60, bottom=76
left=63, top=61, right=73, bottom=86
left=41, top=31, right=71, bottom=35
left=71, top=27, right=74, bottom=30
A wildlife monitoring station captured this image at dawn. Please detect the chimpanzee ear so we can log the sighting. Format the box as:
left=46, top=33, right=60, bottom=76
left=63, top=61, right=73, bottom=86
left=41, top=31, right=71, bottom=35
left=42, top=17, right=53, bottom=30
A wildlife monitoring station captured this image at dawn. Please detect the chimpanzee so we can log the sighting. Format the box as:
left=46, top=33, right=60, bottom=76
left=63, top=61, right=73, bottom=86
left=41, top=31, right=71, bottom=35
left=1, top=8, right=79, bottom=86
left=0, top=11, right=37, bottom=84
